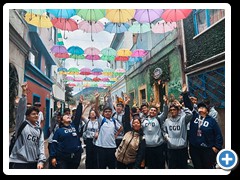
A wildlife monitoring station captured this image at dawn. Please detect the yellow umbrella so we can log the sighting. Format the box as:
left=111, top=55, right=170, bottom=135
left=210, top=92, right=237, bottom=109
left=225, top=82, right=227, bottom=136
left=106, top=9, right=135, bottom=23
left=24, top=12, right=53, bottom=28
left=117, top=48, right=132, bottom=57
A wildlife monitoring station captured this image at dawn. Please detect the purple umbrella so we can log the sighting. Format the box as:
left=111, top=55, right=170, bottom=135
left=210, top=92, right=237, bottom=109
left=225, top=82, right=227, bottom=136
left=134, top=9, right=164, bottom=24
left=50, top=45, right=68, bottom=54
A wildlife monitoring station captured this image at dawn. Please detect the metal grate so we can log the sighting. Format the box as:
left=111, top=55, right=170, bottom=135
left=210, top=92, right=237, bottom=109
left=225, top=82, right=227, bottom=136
left=188, top=67, right=225, bottom=108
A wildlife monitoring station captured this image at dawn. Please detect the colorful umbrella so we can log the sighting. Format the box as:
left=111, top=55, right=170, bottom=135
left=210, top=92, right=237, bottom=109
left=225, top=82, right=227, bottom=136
left=51, top=18, right=78, bottom=39
left=131, top=49, right=147, bottom=57
left=50, top=45, right=68, bottom=54
left=161, top=9, right=192, bottom=22
left=84, top=47, right=101, bottom=55
left=67, top=46, right=84, bottom=55
left=78, top=20, right=104, bottom=41
left=24, top=12, right=52, bottom=28
left=51, top=18, right=78, bottom=31
left=115, top=56, right=129, bottom=62
left=101, top=77, right=110, bottom=82
left=134, top=9, right=164, bottom=24
left=54, top=53, right=70, bottom=58
left=92, top=76, right=101, bottom=82
left=57, top=67, right=68, bottom=74
left=69, top=54, right=85, bottom=66
left=65, top=76, right=74, bottom=81
left=92, top=68, right=103, bottom=76
left=102, top=68, right=114, bottom=76
left=105, top=9, right=135, bottom=23
left=101, top=47, right=116, bottom=56
left=80, top=67, right=92, bottom=75
left=24, top=9, right=47, bottom=15
left=101, top=55, right=116, bottom=61
left=85, top=55, right=101, bottom=66
left=76, top=9, right=106, bottom=21
left=46, top=9, right=76, bottom=18
left=104, top=22, right=130, bottom=34
left=128, top=21, right=151, bottom=33
left=74, top=77, right=83, bottom=82
left=83, top=77, right=92, bottom=81
left=117, top=49, right=132, bottom=57
left=152, top=20, right=177, bottom=33
left=68, top=67, right=80, bottom=75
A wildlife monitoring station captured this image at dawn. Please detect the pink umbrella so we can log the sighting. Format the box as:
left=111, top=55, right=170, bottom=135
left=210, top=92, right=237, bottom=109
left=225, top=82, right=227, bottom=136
left=131, top=49, right=147, bottom=57
left=85, top=54, right=100, bottom=66
left=74, top=77, right=83, bottom=82
left=65, top=76, right=74, bottom=81
left=161, top=9, right=192, bottom=22
left=101, top=77, right=110, bottom=82
left=78, top=20, right=104, bottom=41
left=152, top=20, right=177, bottom=33
left=84, top=47, right=100, bottom=55
left=80, top=67, right=92, bottom=75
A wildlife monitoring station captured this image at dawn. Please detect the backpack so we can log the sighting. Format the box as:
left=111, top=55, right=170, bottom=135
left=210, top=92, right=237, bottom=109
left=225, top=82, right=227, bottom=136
left=9, top=121, right=42, bottom=156
left=100, top=117, right=116, bottom=130
left=9, top=121, right=28, bottom=156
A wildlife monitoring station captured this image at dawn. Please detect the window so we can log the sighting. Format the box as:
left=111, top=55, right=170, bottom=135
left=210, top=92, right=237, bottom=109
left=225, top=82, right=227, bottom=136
left=194, top=9, right=225, bottom=35
left=140, top=89, right=146, bottom=104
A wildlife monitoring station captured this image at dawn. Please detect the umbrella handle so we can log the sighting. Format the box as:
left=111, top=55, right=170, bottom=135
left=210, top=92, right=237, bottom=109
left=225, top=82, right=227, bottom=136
left=91, top=33, right=94, bottom=42
left=63, top=31, right=68, bottom=39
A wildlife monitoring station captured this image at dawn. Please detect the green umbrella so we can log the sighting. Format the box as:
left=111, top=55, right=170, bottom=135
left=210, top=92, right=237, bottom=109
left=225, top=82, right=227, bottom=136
left=76, top=9, right=106, bottom=21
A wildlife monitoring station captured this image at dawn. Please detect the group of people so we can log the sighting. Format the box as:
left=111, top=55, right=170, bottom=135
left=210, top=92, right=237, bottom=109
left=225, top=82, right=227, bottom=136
left=9, top=82, right=223, bottom=170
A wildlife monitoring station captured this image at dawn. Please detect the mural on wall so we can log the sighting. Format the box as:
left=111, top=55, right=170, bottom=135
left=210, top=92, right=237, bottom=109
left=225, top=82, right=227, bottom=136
left=167, top=51, right=182, bottom=99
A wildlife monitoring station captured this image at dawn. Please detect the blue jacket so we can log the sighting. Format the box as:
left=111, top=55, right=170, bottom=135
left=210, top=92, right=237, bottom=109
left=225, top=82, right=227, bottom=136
left=189, top=111, right=223, bottom=150
left=50, top=103, right=83, bottom=160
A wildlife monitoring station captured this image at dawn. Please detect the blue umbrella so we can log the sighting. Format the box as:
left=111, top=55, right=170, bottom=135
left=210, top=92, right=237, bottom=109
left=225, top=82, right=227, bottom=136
left=67, top=46, right=84, bottom=55
left=46, top=9, right=76, bottom=18
left=104, top=22, right=130, bottom=34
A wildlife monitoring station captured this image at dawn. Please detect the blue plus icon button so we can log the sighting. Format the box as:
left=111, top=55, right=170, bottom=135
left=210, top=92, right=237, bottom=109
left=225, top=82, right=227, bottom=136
left=216, top=149, right=238, bottom=170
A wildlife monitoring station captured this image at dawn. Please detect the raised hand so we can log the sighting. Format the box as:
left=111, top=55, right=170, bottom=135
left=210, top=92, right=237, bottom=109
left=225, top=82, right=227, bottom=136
left=57, top=101, right=61, bottom=109
left=163, top=95, right=168, bottom=104
left=79, top=95, right=84, bottom=103
left=21, top=82, right=27, bottom=95
left=94, top=91, right=100, bottom=99
left=182, top=83, right=187, bottom=93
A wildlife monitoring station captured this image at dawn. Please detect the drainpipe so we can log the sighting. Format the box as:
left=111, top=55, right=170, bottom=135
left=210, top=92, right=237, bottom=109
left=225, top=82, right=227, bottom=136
left=179, top=20, right=187, bottom=84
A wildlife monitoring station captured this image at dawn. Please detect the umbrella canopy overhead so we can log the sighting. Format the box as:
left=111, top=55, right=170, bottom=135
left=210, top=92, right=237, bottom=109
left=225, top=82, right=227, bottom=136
left=152, top=20, right=177, bottom=33
left=104, top=22, right=130, bottom=34
left=84, top=47, right=101, bottom=55
left=67, top=46, right=84, bottom=55
left=24, top=12, right=53, bottom=28
left=106, top=9, right=135, bottom=23
left=131, top=49, right=147, bottom=57
left=76, top=9, right=106, bottom=21
left=78, top=20, right=104, bottom=41
left=24, top=9, right=47, bottom=15
left=134, top=9, right=164, bottom=23
left=101, top=47, right=117, bottom=57
left=128, top=21, right=151, bottom=34
left=117, top=49, right=132, bottom=57
left=80, top=67, right=92, bottom=75
left=46, top=9, right=76, bottom=18
left=161, top=9, right=192, bottom=22
left=50, top=45, right=68, bottom=54
left=51, top=18, right=78, bottom=31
